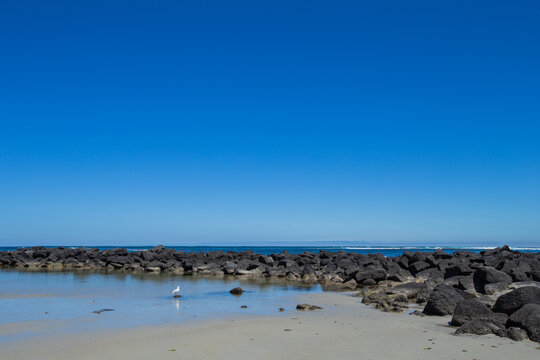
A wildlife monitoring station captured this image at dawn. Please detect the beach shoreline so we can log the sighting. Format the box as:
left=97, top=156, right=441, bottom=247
left=3, top=291, right=539, bottom=360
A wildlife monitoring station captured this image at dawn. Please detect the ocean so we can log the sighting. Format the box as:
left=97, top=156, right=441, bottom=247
left=2, top=245, right=540, bottom=257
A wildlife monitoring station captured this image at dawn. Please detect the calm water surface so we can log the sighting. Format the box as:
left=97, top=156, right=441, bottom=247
left=0, top=270, right=322, bottom=342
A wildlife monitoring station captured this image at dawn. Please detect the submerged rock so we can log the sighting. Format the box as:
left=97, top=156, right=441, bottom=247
left=229, top=287, right=245, bottom=295
left=92, top=308, right=114, bottom=314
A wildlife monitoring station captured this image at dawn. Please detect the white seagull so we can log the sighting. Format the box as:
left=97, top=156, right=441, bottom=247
left=171, top=285, right=180, bottom=297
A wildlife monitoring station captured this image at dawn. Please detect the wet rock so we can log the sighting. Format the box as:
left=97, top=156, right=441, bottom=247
left=296, top=304, right=323, bottom=311
left=229, top=287, right=245, bottom=295
left=423, top=284, right=463, bottom=316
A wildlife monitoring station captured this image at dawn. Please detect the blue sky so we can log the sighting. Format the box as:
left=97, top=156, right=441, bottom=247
left=0, top=1, right=539, bottom=246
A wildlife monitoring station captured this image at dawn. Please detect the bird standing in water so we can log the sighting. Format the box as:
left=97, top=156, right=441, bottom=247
left=171, top=285, right=181, bottom=298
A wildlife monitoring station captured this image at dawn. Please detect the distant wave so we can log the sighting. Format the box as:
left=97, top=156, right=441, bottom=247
left=343, top=246, right=540, bottom=251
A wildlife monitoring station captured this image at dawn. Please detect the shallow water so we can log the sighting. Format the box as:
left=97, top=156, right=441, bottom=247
left=0, top=270, right=322, bottom=342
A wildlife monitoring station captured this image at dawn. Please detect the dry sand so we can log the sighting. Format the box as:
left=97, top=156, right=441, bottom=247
left=3, top=291, right=539, bottom=360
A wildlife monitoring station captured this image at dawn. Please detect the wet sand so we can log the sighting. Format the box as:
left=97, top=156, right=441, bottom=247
left=3, top=291, right=539, bottom=360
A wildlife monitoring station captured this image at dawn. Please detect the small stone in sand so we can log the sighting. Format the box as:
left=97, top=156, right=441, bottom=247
left=284, top=329, right=292, bottom=331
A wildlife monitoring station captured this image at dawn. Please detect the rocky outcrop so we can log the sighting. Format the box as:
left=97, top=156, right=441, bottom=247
left=2, top=246, right=538, bottom=294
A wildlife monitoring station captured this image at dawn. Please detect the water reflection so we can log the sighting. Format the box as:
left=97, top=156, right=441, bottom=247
left=0, top=269, right=322, bottom=342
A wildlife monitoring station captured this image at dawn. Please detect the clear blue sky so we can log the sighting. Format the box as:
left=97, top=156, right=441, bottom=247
left=1, top=1, right=539, bottom=246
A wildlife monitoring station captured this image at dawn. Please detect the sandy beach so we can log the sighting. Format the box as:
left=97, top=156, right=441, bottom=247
left=3, top=291, right=539, bottom=360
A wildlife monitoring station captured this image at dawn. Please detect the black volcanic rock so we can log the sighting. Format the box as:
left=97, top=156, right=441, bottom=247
left=474, top=266, right=512, bottom=286
left=493, top=286, right=540, bottom=315
left=507, top=303, right=540, bottom=328
left=451, top=299, right=507, bottom=327
left=455, top=320, right=507, bottom=337
left=423, top=284, right=463, bottom=316
left=229, top=287, right=245, bottom=295
left=523, top=313, right=540, bottom=342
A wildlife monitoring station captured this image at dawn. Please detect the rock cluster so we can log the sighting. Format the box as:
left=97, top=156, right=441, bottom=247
left=1, top=245, right=540, bottom=342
